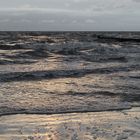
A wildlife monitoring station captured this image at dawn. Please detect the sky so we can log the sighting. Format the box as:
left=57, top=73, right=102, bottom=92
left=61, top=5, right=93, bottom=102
left=0, top=0, right=140, bottom=31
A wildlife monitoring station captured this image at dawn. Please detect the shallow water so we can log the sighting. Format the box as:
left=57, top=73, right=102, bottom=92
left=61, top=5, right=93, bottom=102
left=0, top=32, right=140, bottom=115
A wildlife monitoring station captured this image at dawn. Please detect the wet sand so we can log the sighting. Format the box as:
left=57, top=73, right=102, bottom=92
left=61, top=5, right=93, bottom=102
left=0, top=108, right=140, bottom=140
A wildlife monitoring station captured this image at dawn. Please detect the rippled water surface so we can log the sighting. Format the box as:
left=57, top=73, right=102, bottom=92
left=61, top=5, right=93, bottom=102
left=0, top=32, right=140, bottom=115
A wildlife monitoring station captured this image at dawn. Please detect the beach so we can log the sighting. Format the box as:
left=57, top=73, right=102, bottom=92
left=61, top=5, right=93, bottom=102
left=0, top=32, right=140, bottom=140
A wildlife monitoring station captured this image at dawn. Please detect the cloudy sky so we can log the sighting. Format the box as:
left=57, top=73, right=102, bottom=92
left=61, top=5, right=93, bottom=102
left=0, top=0, right=140, bottom=31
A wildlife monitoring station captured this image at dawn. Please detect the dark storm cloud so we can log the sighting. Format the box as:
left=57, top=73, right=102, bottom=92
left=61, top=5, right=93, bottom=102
left=0, top=0, right=140, bottom=31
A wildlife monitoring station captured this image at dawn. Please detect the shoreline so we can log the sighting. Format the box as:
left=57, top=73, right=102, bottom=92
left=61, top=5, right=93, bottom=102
left=0, top=32, right=140, bottom=140
left=0, top=107, right=140, bottom=140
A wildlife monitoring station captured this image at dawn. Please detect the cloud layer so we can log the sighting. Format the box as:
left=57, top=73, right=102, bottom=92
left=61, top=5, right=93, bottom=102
left=0, top=0, right=140, bottom=31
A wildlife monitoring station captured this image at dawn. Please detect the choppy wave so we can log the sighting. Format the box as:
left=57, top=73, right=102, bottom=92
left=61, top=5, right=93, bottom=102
left=0, top=32, right=140, bottom=116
